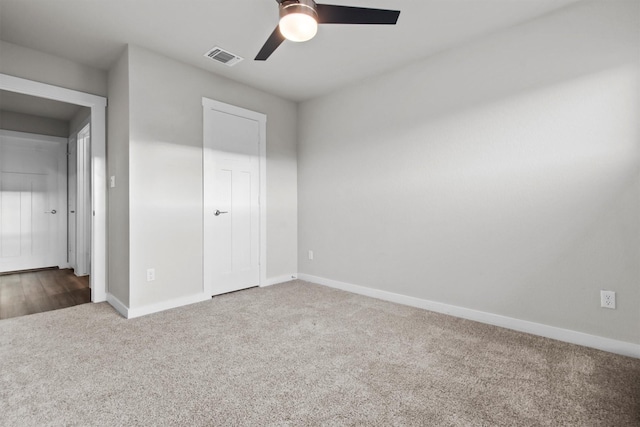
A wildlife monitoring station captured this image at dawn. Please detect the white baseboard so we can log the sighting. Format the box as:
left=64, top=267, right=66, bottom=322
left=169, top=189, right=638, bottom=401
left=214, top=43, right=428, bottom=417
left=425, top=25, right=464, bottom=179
left=126, top=293, right=211, bottom=319
left=106, top=293, right=129, bottom=318
left=105, top=276, right=296, bottom=319
left=297, top=273, right=640, bottom=359
left=262, top=274, right=298, bottom=287
left=107, top=292, right=210, bottom=319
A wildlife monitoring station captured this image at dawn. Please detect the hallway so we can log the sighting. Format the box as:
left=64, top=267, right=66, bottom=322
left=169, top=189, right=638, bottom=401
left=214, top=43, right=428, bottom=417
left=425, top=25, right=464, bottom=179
left=0, top=269, right=90, bottom=320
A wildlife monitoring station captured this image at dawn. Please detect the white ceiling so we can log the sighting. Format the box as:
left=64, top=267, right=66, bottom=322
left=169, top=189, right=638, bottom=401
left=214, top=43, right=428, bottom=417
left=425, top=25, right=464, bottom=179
left=0, top=0, right=581, bottom=102
left=0, top=90, right=83, bottom=121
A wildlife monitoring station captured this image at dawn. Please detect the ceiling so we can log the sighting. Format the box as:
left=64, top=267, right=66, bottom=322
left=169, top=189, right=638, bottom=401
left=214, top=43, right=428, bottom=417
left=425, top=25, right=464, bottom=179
left=0, top=90, right=83, bottom=121
left=0, top=0, right=581, bottom=102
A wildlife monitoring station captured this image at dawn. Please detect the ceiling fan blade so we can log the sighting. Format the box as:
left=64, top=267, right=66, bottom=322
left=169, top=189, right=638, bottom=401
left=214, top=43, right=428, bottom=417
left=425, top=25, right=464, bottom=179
left=316, top=4, right=400, bottom=25
left=255, top=26, right=286, bottom=61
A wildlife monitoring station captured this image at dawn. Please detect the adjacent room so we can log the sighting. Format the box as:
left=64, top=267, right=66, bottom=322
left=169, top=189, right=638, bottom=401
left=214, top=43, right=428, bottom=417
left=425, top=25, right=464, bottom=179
left=0, top=0, right=638, bottom=425
left=0, top=92, right=93, bottom=318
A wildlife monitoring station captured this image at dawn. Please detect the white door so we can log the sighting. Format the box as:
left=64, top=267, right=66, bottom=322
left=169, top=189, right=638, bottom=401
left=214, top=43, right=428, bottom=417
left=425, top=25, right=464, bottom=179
left=0, top=131, right=67, bottom=273
left=203, top=101, right=263, bottom=296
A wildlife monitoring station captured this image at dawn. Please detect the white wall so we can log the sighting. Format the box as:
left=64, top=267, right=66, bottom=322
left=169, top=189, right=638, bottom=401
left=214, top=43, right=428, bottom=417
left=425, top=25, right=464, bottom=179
left=0, top=41, right=107, bottom=97
left=0, top=110, right=69, bottom=137
left=126, top=45, right=297, bottom=309
left=107, top=47, right=130, bottom=306
left=298, top=0, right=640, bottom=344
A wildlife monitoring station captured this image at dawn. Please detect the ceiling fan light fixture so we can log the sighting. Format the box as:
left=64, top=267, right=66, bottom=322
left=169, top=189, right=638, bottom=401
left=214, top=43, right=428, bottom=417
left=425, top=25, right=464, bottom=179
left=279, top=0, right=318, bottom=42
left=255, top=0, right=400, bottom=61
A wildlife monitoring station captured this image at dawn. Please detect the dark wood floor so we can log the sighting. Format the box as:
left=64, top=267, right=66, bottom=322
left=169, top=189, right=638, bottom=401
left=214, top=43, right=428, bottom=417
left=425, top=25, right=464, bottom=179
left=0, top=268, right=90, bottom=320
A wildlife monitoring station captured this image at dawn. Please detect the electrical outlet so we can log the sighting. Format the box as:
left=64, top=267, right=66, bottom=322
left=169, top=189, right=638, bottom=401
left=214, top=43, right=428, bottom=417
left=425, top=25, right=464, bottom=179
left=308, top=250, right=314, bottom=260
left=600, top=290, right=615, bottom=309
left=110, top=176, right=116, bottom=188
left=146, top=268, right=155, bottom=282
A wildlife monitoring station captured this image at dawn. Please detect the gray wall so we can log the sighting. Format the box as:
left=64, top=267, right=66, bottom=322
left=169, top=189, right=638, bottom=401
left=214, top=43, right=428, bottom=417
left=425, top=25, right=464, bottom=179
left=0, top=110, right=69, bottom=137
left=298, top=0, right=640, bottom=344
left=107, top=47, right=131, bottom=306
left=1, top=40, right=298, bottom=311
left=0, top=41, right=107, bottom=96
left=126, top=45, right=298, bottom=308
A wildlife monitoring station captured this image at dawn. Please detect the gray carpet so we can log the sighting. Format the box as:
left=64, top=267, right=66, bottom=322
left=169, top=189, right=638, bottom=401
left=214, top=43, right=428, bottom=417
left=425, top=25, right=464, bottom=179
left=1, top=281, right=638, bottom=426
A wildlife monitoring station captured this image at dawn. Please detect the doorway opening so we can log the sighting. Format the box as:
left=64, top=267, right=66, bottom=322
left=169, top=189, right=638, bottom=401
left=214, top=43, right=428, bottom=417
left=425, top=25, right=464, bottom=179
left=0, top=73, right=107, bottom=305
left=0, top=101, right=94, bottom=318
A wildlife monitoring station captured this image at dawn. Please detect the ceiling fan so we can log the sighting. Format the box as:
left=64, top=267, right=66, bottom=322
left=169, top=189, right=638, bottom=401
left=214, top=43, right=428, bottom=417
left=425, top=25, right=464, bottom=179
left=255, top=0, right=401, bottom=61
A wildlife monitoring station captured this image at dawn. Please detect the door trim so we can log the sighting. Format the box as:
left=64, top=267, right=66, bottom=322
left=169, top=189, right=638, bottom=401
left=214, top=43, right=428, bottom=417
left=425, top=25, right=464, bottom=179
left=67, top=133, right=77, bottom=271
left=74, top=123, right=91, bottom=276
left=202, top=97, right=267, bottom=295
left=0, top=73, right=108, bottom=303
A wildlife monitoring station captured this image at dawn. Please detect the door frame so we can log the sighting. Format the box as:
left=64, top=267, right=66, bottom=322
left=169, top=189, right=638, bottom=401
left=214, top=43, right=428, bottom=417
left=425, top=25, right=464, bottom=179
left=68, top=132, right=78, bottom=271
left=0, top=73, right=108, bottom=302
left=202, top=97, right=267, bottom=296
left=74, top=123, right=91, bottom=276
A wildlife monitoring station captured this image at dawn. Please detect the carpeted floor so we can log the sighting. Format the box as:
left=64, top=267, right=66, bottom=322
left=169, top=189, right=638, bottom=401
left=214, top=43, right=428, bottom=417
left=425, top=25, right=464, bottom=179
left=1, top=280, right=638, bottom=426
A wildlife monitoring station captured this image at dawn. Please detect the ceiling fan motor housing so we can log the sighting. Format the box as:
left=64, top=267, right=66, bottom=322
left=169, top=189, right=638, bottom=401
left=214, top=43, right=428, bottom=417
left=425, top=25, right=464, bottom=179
left=280, top=0, right=318, bottom=21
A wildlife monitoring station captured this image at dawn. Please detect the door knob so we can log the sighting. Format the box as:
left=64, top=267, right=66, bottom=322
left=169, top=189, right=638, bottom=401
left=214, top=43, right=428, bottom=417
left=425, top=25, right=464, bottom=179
left=45, top=210, right=57, bottom=214
left=214, top=210, right=228, bottom=216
